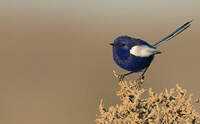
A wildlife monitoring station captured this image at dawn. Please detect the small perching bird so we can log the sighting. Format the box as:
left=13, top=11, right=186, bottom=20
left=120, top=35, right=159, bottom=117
left=110, top=20, right=192, bottom=81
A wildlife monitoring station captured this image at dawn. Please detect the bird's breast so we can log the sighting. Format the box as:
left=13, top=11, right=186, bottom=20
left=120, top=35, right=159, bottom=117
left=113, top=48, right=154, bottom=72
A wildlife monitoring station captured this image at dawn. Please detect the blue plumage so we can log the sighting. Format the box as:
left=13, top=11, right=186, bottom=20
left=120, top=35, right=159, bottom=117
left=110, top=20, right=192, bottom=80
left=113, top=36, right=154, bottom=72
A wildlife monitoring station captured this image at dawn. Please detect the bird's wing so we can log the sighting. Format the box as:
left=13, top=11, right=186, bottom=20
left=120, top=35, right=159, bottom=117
left=153, top=20, right=192, bottom=47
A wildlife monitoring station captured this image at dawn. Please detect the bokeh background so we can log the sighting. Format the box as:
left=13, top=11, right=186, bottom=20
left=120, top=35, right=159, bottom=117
left=0, top=0, right=200, bottom=123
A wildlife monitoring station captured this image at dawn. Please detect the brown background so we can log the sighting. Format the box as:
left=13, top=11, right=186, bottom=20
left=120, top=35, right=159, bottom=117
left=0, top=0, right=200, bottom=123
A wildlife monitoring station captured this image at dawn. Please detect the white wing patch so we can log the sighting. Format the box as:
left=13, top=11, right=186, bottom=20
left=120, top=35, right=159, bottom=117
left=130, top=45, right=160, bottom=57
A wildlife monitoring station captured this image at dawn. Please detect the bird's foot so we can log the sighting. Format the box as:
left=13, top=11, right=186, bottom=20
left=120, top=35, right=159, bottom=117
left=113, top=70, right=125, bottom=81
left=136, top=75, right=145, bottom=83
left=134, top=75, right=145, bottom=88
left=118, top=74, right=125, bottom=81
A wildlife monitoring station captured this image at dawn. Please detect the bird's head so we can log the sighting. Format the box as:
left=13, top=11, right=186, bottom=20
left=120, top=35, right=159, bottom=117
left=110, top=36, right=134, bottom=49
left=110, top=36, right=161, bottom=57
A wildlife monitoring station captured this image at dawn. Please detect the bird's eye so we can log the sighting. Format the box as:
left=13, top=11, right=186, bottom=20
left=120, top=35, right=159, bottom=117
left=119, top=44, right=125, bottom=47
left=110, top=43, right=126, bottom=47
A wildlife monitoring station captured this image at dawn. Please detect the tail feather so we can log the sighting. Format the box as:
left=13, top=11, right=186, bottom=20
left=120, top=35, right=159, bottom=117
left=153, top=20, right=192, bottom=47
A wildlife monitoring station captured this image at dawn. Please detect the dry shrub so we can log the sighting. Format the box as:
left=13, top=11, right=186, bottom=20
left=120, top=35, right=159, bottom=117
left=96, top=79, right=200, bottom=124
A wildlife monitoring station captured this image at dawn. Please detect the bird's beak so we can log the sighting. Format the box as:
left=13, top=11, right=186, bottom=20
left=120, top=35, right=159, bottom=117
left=109, top=43, right=114, bottom=46
left=155, top=51, right=162, bottom=55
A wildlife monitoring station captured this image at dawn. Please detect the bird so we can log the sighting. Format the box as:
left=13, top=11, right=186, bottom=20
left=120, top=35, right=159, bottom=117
left=110, top=20, right=192, bottom=81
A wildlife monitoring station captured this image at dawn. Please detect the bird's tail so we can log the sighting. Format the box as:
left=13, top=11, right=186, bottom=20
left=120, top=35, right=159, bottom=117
left=153, top=20, right=192, bottom=47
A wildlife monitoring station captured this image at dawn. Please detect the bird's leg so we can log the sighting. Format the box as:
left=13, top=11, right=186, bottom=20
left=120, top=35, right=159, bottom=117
left=120, top=72, right=134, bottom=80
left=124, top=72, right=134, bottom=76
left=141, top=68, right=148, bottom=79
left=113, top=70, right=134, bottom=81
left=138, top=65, right=150, bottom=80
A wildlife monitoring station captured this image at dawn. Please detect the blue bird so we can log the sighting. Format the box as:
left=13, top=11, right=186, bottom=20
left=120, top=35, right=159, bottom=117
left=110, top=20, right=192, bottom=80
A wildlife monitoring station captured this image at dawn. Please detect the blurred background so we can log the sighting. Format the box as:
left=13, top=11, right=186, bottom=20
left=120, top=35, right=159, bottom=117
left=0, top=0, right=199, bottom=123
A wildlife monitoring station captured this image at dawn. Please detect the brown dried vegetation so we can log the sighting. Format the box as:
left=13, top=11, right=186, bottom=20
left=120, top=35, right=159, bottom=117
left=96, top=79, right=200, bottom=124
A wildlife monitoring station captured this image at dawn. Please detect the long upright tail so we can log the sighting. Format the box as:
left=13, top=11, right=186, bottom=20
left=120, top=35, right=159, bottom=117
left=153, top=20, right=192, bottom=47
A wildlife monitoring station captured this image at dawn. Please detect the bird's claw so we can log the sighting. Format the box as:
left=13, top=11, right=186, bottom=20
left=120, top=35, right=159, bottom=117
left=136, top=75, right=145, bottom=82
left=141, top=75, right=145, bottom=80
left=113, top=70, right=125, bottom=81
left=118, top=75, right=125, bottom=81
